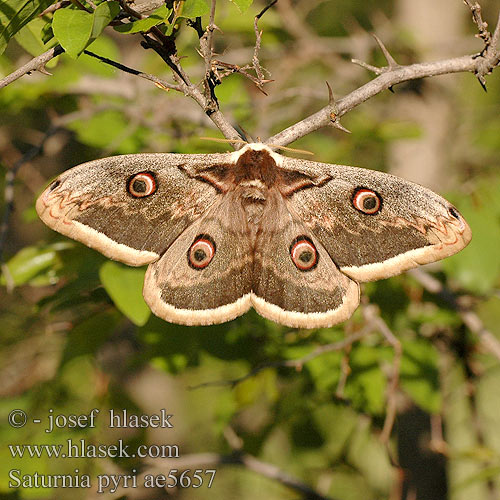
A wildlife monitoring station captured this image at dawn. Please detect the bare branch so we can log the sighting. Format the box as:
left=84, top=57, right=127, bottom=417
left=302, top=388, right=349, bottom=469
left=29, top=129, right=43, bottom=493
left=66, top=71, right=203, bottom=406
left=39, top=1, right=71, bottom=16
left=267, top=1, right=500, bottom=146
left=252, top=0, right=277, bottom=86
left=82, top=50, right=180, bottom=90
left=374, top=312, right=402, bottom=443
left=267, top=52, right=498, bottom=146
left=0, top=45, right=64, bottom=90
left=464, top=0, right=490, bottom=44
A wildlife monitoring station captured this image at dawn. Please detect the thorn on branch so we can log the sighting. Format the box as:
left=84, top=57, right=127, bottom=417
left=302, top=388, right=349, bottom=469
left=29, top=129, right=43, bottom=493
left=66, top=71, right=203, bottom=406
left=352, top=34, right=399, bottom=78
left=372, top=33, right=399, bottom=69
left=476, top=74, right=488, bottom=91
left=326, top=81, right=334, bottom=104
left=36, top=64, right=52, bottom=76
left=325, top=82, right=351, bottom=133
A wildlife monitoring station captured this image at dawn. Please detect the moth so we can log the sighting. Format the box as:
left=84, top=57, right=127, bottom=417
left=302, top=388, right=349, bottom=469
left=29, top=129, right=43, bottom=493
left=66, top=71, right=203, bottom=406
left=36, top=143, right=471, bottom=328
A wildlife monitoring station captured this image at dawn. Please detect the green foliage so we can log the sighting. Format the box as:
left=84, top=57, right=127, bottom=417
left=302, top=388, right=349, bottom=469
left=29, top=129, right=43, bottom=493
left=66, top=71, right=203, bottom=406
left=52, top=2, right=119, bottom=58
left=229, top=0, right=254, bottom=14
left=400, top=338, right=441, bottom=414
left=1, top=1, right=500, bottom=499
left=443, top=177, right=500, bottom=294
left=114, top=4, right=171, bottom=34
left=14, top=17, right=57, bottom=57
left=178, top=0, right=210, bottom=18
left=0, top=0, right=52, bottom=54
left=52, top=9, right=94, bottom=58
left=1, top=242, right=74, bottom=287
left=99, top=261, right=151, bottom=326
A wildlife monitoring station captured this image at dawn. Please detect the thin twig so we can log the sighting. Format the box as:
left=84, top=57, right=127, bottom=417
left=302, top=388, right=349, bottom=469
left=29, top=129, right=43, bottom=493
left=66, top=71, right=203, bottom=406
left=464, top=0, right=490, bottom=44
left=39, top=1, right=71, bottom=16
left=70, top=0, right=92, bottom=13
left=0, top=45, right=65, bottom=90
left=252, top=0, right=277, bottom=87
left=83, top=50, right=180, bottom=90
left=139, top=31, right=243, bottom=144
left=0, top=127, right=60, bottom=263
left=267, top=2, right=500, bottom=146
left=374, top=312, right=402, bottom=443
left=190, top=317, right=378, bottom=390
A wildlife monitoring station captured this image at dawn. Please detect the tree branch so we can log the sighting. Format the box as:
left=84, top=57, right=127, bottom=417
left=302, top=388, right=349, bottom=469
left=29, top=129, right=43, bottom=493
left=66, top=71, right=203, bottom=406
left=267, top=1, right=500, bottom=146
left=140, top=34, right=242, bottom=145
left=83, top=50, right=181, bottom=90
left=267, top=52, right=498, bottom=146
left=0, top=45, right=65, bottom=90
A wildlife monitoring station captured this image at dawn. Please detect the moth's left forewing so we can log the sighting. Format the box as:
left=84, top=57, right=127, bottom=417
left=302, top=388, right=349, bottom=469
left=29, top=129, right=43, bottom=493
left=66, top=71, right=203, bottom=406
left=36, top=152, right=235, bottom=266
left=279, top=157, right=471, bottom=282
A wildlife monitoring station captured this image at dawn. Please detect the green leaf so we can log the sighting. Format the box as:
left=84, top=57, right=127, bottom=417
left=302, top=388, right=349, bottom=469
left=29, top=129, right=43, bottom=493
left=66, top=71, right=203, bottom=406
left=443, top=179, right=500, bottom=294
left=114, top=4, right=171, bottom=33
left=99, top=261, right=151, bottom=326
left=52, top=8, right=94, bottom=58
left=41, top=20, right=54, bottom=44
left=91, top=1, right=120, bottom=39
left=400, top=338, right=441, bottom=414
left=13, top=17, right=56, bottom=56
left=1, top=242, right=73, bottom=287
left=0, top=0, right=52, bottom=54
left=67, top=110, right=144, bottom=152
left=234, top=368, right=278, bottom=407
left=228, top=0, right=253, bottom=14
left=345, top=345, right=388, bottom=415
left=62, top=310, right=122, bottom=365
left=178, top=0, right=209, bottom=18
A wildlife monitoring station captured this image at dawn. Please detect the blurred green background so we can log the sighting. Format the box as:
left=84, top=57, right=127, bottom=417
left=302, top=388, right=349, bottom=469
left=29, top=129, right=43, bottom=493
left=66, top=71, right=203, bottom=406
left=1, top=0, right=499, bottom=499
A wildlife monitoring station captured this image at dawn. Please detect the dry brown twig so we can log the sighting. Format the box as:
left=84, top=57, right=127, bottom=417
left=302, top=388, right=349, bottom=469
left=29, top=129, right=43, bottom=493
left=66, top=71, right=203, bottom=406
left=209, top=1, right=275, bottom=96
left=268, top=1, right=500, bottom=146
left=2, top=0, right=497, bottom=145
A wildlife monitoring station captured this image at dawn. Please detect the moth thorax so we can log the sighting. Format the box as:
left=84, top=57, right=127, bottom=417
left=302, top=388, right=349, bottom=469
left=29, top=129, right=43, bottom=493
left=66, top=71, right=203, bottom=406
left=240, top=180, right=267, bottom=201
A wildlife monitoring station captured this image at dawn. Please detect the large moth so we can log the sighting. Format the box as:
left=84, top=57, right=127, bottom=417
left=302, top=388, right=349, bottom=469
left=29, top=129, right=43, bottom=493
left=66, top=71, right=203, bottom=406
left=37, top=143, right=471, bottom=328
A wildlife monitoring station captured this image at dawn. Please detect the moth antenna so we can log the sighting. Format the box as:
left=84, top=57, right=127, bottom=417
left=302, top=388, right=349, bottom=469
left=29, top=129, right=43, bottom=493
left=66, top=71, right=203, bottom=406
left=266, top=144, right=315, bottom=156
left=199, top=137, right=314, bottom=156
left=199, top=137, right=249, bottom=146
